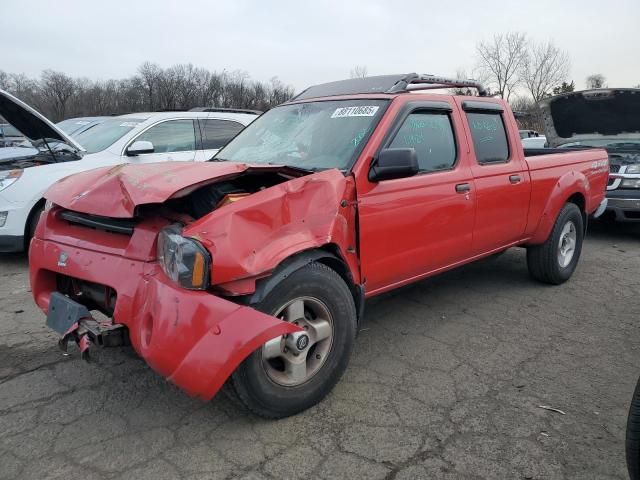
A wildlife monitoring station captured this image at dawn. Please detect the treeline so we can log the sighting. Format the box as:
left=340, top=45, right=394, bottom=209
left=0, top=62, right=295, bottom=122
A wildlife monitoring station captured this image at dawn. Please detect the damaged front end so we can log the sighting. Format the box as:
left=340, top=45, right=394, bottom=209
left=30, top=161, right=357, bottom=399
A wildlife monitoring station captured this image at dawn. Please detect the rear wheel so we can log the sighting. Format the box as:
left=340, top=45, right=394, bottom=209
left=527, top=202, right=583, bottom=284
left=229, top=262, right=356, bottom=418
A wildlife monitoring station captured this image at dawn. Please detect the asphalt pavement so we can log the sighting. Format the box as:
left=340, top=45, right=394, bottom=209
left=0, top=220, right=638, bottom=479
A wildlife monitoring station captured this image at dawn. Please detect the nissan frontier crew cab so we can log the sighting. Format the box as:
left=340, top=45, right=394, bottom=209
left=28, top=74, right=609, bottom=418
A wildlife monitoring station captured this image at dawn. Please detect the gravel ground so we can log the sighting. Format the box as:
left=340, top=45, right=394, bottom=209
left=0, top=220, right=638, bottom=480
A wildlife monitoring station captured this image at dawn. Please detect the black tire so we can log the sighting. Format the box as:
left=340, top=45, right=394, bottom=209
left=26, top=204, right=45, bottom=252
left=527, top=202, right=583, bottom=285
left=628, top=377, right=640, bottom=480
left=229, top=262, right=357, bottom=418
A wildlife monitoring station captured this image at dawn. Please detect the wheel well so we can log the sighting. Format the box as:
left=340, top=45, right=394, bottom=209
left=24, top=198, right=46, bottom=248
left=245, top=245, right=365, bottom=323
left=567, top=192, right=587, bottom=232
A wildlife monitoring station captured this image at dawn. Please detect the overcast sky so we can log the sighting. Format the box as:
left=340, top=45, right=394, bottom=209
left=2, top=0, right=639, bottom=95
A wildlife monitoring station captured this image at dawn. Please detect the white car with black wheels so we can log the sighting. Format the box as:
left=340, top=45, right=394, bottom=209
left=0, top=89, right=258, bottom=252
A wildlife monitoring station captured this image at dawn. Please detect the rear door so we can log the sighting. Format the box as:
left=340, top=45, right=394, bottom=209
left=125, top=119, right=197, bottom=163
left=195, top=118, right=245, bottom=161
left=458, top=100, right=531, bottom=254
left=357, top=99, right=476, bottom=294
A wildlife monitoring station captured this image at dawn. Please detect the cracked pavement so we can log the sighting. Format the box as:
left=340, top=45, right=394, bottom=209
left=1, top=220, right=639, bottom=479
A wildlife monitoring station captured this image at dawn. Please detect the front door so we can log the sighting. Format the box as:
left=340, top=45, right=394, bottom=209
left=357, top=102, right=476, bottom=295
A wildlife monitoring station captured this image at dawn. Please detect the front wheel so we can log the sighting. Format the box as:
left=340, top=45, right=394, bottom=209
left=527, top=202, right=584, bottom=285
left=229, top=262, right=357, bottom=418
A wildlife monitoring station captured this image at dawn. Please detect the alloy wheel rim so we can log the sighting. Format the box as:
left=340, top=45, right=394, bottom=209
left=261, top=296, right=334, bottom=387
left=557, top=220, right=577, bottom=268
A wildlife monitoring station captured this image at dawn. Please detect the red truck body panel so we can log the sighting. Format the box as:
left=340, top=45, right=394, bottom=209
left=29, top=90, right=609, bottom=400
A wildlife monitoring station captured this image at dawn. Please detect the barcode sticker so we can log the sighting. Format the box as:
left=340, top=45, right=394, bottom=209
left=331, top=106, right=379, bottom=118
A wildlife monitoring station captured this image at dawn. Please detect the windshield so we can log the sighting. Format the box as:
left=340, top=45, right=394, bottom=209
left=559, top=139, right=640, bottom=149
left=75, top=118, right=144, bottom=154
left=215, top=99, right=388, bottom=170
left=57, top=118, right=95, bottom=135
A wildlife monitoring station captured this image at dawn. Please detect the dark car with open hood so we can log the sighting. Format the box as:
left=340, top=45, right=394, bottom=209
left=538, top=88, right=640, bottom=222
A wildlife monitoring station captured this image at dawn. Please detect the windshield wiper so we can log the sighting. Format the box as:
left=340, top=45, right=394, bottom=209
left=209, top=157, right=229, bottom=162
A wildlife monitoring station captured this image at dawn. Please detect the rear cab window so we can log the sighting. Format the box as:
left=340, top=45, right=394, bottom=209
left=465, top=111, right=510, bottom=164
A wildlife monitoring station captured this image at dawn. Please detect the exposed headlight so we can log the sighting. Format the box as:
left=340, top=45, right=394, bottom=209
left=0, top=170, right=22, bottom=192
left=157, top=224, right=211, bottom=290
left=621, top=179, right=640, bottom=189
left=626, top=164, right=640, bottom=174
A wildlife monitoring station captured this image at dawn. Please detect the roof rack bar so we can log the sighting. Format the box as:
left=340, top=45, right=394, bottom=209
left=386, top=74, right=487, bottom=97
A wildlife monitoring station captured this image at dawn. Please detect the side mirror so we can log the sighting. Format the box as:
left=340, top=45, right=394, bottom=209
left=126, top=140, right=154, bottom=156
left=369, top=148, right=419, bottom=182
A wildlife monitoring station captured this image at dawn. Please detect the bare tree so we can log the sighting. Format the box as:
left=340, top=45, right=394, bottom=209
left=1, top=63, right=295, bottom=120
left=475, top=32, right=528, bottom=101
left=0, top=70, right=10, bottom=91
left=586, top=74, right=606, bottom=89
left=40, top=70, right=76, bottom=121
left=552, top=81, right=575, bottom=95
left=520, top=41, right=569, bottom=102
left=350, top=66, right=368, bottom=78
left=138, top=62, right=162, bottom=110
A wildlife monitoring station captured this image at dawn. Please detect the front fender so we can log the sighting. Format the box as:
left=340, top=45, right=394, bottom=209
left=184, top=169, right=360, bottom=293
left=529, top=170, right=589, bottom=245
left=129, top=271, right=302, bottom=400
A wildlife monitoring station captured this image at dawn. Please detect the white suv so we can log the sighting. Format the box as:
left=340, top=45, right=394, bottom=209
left=0, top=90, right=258, bottom=252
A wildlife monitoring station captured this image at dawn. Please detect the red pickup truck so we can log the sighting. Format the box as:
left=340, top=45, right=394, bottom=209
left=29, top=74, right=609, bottom=418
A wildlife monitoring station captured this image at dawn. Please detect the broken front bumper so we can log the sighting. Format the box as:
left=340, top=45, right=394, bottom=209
left=29, top=237, right=300, bottom=400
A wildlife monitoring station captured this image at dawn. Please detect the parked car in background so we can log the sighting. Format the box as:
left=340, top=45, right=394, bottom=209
left=56, top=116, right=107, bottom=137
left=539, top=88, right=640, bottom=222
left=29, top=73, right=608, bottom=418
left=521, top=135, right=547, bottom=149
left=519, top=129, right=542, bottom=139
left=0, top=123, right=27, bottom=147
left=0, top=88, right=258, bottom=252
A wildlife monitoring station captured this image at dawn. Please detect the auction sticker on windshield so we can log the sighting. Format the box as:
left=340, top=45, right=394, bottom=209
left=331, top=106, right=379, bottom=118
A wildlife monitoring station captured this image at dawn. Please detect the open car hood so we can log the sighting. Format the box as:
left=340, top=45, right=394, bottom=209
left=45, top=161, right=306, bottom=218
left=538, top=88, right=640, bottom=147
left=0, top=89, right=83, bottom=151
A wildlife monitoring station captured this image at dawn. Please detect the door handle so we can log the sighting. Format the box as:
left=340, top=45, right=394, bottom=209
left=509, top=175, right=521, bottom=184
left=455, top=183, right=471, bottom=193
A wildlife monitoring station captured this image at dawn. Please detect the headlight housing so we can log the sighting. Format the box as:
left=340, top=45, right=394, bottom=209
left=157, top=224, right=211, bottom=290
left=0, top=170, right=22, bottom=192
left=626, top=164, right=640, bottom=174
left=621, top=178, right=640, bottom=189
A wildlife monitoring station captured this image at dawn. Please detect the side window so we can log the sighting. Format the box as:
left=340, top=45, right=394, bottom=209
left=135, top=120, right=196, bottom=153
left=201, top=119, right=244, bottom=149
left=466, top=112, right=509, bottom=164
left=389, top=111, right=456, bottom=172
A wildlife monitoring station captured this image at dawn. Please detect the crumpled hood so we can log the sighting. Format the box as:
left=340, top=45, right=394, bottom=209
left=45, top=161, right=265, bottom=217
left=539, top=88, right=640, bottom=147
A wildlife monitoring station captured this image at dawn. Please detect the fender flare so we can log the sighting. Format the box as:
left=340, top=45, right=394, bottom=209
left=246, top=248, right=366, bottom=323
left=529, top=170, right=589, bottom=245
